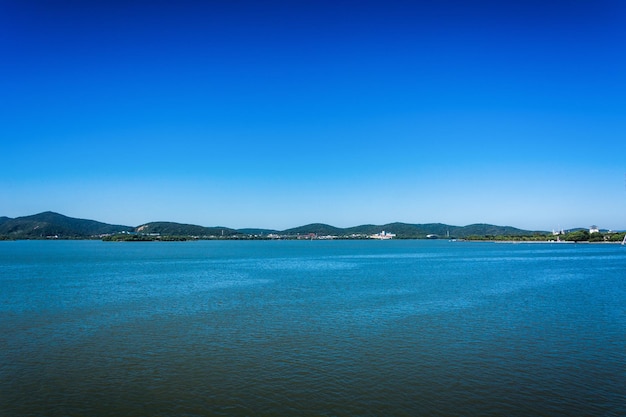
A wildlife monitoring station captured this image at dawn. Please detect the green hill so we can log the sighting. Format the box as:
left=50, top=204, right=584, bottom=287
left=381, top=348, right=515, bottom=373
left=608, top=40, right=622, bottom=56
left=459, top=223, right=539, bottom=237
left=0, top=211, right=551, bottom=240
left=135, top=222, right=240, bottom=237
left=0, top=212, right=133, bottom=239
left=282, top=223, right=345, bottom=236
left=281, top=222, right=544, bottom=239
left=237, top=228, right=279, bottom=236
left=379, top=222, right=452, bottom=238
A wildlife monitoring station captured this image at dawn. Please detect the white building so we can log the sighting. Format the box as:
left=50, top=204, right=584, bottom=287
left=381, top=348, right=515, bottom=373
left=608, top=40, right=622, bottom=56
left=370, top=230, right=396, bottom=240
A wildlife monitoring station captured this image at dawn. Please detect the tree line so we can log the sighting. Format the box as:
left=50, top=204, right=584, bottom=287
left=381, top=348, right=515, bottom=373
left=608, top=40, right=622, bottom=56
left=466, top=230, right=626, bottom=243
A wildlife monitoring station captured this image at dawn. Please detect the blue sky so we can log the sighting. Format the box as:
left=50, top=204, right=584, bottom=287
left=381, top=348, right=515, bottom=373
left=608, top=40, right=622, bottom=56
left=2, top=1, right=625, bottom=230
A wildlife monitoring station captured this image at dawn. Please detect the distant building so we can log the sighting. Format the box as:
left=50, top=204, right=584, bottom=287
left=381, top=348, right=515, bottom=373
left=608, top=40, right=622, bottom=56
left=589, top=225, right=600, bottom=234
left=297, top=233, right=317, bottom=240
left=370, top=230, right=396, bottom=240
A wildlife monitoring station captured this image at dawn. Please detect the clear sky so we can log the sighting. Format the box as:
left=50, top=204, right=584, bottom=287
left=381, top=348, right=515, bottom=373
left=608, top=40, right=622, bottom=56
left=2, top=1, right=625, bottom=230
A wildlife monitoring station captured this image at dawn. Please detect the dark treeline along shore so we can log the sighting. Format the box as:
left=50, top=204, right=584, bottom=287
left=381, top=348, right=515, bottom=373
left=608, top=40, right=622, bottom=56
left=0, top=211, right=624, bottom=243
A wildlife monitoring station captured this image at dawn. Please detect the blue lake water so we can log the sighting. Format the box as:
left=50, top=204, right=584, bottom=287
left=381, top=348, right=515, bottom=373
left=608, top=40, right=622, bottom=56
left=1, top=240, right=625, bottom=416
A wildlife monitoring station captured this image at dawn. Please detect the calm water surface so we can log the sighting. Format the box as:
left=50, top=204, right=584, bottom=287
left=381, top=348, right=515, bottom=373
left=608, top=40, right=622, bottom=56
left=1, top=240, right=625, bottom=416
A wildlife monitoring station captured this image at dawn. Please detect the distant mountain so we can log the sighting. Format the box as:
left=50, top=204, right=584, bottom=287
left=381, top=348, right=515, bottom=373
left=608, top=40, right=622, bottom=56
left=281, top=222, right=544, bottom=238
left=348, top=222, right=456, bottom=238
left=458, top=223, right=537, bottom=237
left=284, top=222, right=452, bottom=237
left=282, top=223, right=345, bottom=236
left=0, top=212, right=133, bottom=239
left=237, top=228, right=279, bottom=236
left=135, top=222, right=240, bottom=237
left=0, top=211, right=549, bottom=240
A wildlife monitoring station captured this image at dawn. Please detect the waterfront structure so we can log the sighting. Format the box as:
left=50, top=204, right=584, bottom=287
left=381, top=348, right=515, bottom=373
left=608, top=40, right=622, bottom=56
left=370, top=230, right=396, bottom=240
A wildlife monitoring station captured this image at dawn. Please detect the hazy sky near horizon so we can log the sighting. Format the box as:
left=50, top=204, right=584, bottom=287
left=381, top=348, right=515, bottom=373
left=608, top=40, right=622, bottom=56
left=2, top=1, right=625, bottom=230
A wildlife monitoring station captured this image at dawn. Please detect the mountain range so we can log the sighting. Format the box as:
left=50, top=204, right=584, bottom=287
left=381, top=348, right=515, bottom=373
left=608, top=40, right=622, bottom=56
left=0, top=211, right=549, bottom=240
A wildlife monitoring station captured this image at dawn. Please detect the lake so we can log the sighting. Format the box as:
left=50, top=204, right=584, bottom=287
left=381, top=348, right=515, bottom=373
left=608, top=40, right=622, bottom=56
left=1, top=240, right=624, bottom=416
